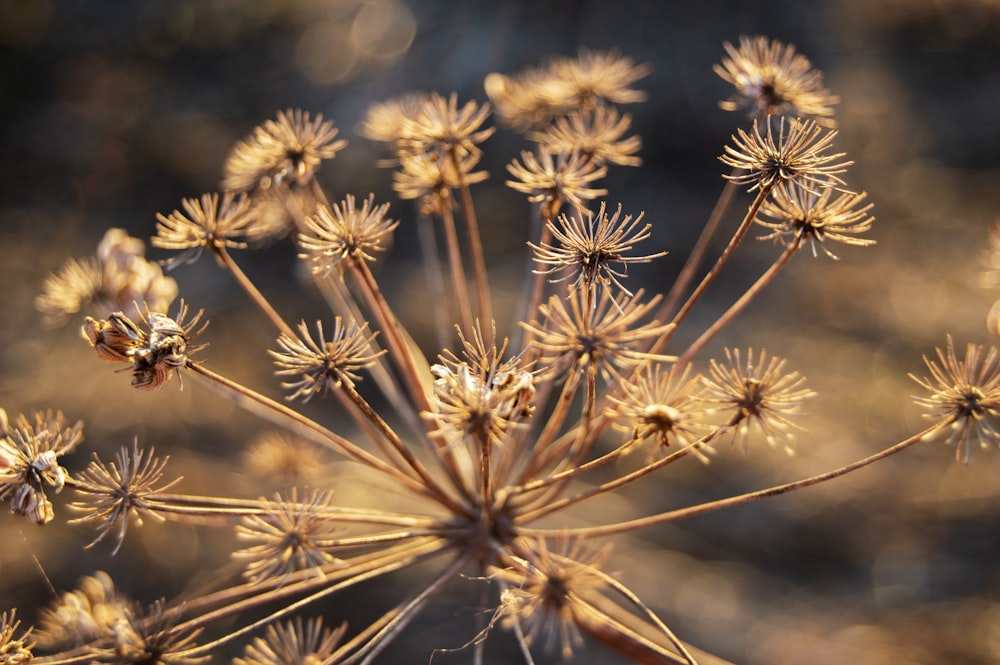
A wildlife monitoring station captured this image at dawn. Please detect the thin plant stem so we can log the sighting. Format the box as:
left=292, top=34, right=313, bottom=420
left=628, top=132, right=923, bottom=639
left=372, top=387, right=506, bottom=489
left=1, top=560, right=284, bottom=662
left=676, top=235, right=801, bottom=367
left=520, top=422, right=948, bottom=540
left=450, top=148, right=493, bottom=329
left=438, top=196, right=476, bottom=335
left=213, top=246, right=297, bottom=340
left=658, top=175, right=742, bottom=321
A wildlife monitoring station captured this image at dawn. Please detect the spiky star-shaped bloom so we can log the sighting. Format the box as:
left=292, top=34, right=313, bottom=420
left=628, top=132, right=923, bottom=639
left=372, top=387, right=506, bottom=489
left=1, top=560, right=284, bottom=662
left=532, top=106, right=642, bottom=167
left=271, top=318, right=384, bottom=401
left=398, top=92, right=495, bottom=160
left=530, top=202, right=665, bottom=295
left=523, top=288, right=673, bottom=381
left=70, top=441, right=179, bottom=554
left=234, top=617, right=346, bottom=665
left=701, top=348, right=815, bottom=455
left=152, top=192, right=256, bottom=267
left=506, top=149, right=608, bottom=219
left=715, top=35, right=840, bottom=125
left=911, top=336, right=1000, bottom=463
left=756, top=183, right=875, bottom=258
left=223, top=109, right=347, bottom=192
left=720, top=116, right=851, bottom=193
left=298, top=194, right=398, bottom=275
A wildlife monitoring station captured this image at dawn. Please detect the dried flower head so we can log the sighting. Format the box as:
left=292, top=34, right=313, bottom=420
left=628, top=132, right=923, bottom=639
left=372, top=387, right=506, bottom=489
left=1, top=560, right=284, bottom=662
left=152, top=192, right=256, bottom=267
left=235, top=488, right=343, bottom=583
left=392, top=151, right=488, bottom=215
left=715, top=35, right=840, bottom=125
left=506, top=149, right=608, bottom=219
left=0, top=408, right=83, bottom=525
left=223, top=109, right=347, bottom=193
left=360, top=93, right=431, bottom=145
left=608, top=364, right=712, bottom=461
left=0, top=609, right=33, bottom=665
left=532, top=106, right=642, bottom=167
left=492, top=539, right=611, bottom=659
left=549, top=49, right=651, bottom=108
left=398, top=92, right=495, bottom=160
left=242, top=431, right=329, bottom=482
left=523, top=288, right=673, bottom=380
left=70, top=441, right=179, bottom=554
left=484, top=69, right=573, bottom=130
left=428, top=326, right=535, bottom=445
left=234, top=616, right=346, bottom=665
left=82, top=302, right=207, bottom=391
left=530, top=201, right=666, bottom=295
left=36, top=228, right=178, bottom=327
left=112, top=599, right=207, bottom=665
left=34, top=571, right=129, bottom=650
left=756, top=183, right=875, bottom=257
left=270, top=318, right=384, bottom=401
left=720, top=116, right=851, bottom=193
left=701, top=348, right=815, bottom=454
left=911, top=336, right=1000, bottom=463
left=298, top=194, right=398, bottom=275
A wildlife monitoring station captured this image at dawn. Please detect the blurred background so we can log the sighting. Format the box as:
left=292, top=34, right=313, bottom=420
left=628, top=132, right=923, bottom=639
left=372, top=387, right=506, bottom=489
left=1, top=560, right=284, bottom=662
left=2, top=0, right=1000, bottom=663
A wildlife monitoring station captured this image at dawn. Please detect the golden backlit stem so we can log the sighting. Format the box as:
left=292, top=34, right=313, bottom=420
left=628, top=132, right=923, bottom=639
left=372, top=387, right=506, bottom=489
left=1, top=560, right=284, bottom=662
left=213, top=246, right=298, bottom=340
left=346, top=256, right=434, bottom=414
left=169, top=539, right=450, bottom=656
left=659, top=174, right=742, bottom=321
left=450, top=148, right=494, bottom=332
left=438, top=194, right=476, bottom=335
left=521, top=422, right=948, bottom=539
left=676, top=234, right=801, bottom=367
left=185, top=362, right=434, bottom=498
left=339, top=382, right=473, bottom=517
left=651, top=184, right=773, bottom=355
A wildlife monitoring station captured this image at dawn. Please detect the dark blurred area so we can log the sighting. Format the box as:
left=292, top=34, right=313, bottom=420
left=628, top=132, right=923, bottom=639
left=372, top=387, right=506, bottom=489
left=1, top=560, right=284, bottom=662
left=2, top=0, right=1000, bottom=663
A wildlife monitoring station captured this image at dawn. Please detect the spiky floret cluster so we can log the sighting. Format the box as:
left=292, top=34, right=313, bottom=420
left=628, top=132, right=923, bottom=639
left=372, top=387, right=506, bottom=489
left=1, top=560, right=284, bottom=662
left=9, top=40, right=984, bottom=665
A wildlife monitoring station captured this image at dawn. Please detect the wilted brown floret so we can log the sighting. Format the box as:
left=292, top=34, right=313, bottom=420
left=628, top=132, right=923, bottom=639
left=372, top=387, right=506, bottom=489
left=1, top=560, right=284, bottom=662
left=715, top=35, right=840, bottom=126
left=235, top=488, right=343, bottom=582
left=532, top=107, right=642, bottom=167
left=0, top=609, right=34, bottom=664
left=0, top=408, right=83, bottom=525
left=37, top=228, right=178, bottom=327
left=720, top=116, right=851, bottom=193
left=223, top=109, right=347, bottom=193
left=506, top=149, right=608, bottom=219
left=70, top=441, right=179, bottom=554
left=756, top=182, right=875, bottom=257
left=911, top=336, right=1000, bottom=463
left=234, top=616, right=346, bottom=665
left=270, top=318, right=384, bottom=400
left=530, top=202, right=665, bottom=295
left=701, top=348, right=815, bottom=455
left=298, top=194, right=398, bottom=275
left=34, top=571, right=129, bottom=650
left=153, top=192, right=256, bottom=267
left=82, top=303, right=207, bottom=391
left=427, top=326, right=535, bottom=445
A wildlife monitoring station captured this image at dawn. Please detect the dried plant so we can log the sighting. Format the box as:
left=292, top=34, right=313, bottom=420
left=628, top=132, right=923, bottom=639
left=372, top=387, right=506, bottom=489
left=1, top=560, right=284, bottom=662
left=6, top=38, right=997, bottom=665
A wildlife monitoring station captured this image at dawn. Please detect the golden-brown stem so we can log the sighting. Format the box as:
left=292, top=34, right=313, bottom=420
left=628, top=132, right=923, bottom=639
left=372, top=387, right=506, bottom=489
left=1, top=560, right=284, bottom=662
left=676, top=235, right=801, bottom=367
left=450, top=148, right=494, bottom=330
left=658, top=175, right=742, bottom=321
left=213, top=246, right=298, bottom=340
left=521, top=422, right=947, bottom=540
left=438, top=196, right=476, bottom=335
